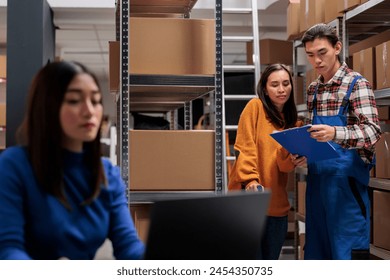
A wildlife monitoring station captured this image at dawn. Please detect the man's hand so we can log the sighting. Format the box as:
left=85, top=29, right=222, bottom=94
left=308, top=124, right=335, bottom=142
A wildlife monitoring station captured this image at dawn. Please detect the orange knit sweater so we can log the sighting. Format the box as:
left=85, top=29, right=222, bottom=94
left=228, top=98, right=301, bottom=217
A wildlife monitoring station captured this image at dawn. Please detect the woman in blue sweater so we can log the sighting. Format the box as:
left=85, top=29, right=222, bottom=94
left=0, top=61, right=145, bottom=260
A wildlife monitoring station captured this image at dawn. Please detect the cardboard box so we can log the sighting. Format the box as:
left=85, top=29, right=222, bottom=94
left=338, top=0, right=360, bottom=12
left=129, top=18, right=215, bottom=75
left=129, top=130, right=215, bottom=190
left=349, top=29, right=390, bottom=55
left=375, top=41, right=390, bottom=90
left=130, top=204, right=151, bottom=243
left=247, top=39, right=293, bottom=65
left=287, top=1, right=301, bottom=40
left=0, top=55, right=5, bottom=78
left=0, top=103, right=5, bottom=127
left=298, top=0, right=325, bottom=33
left=297, top=181, right=307, bottom=216
left=308, top=0, right=325, bottom=29
left=375, top=132, right=390, bottom=179
left=352, top=47, right=375, bottom=89
left=108, top=41, right=120, bottom=93
left=325, top=0, right=343, bottom=23
left=299, top=233, right=305, bottom=260
left=373, top=190, right=390, bottom=251
left=299, top=0, right=309, bottom=33
left=377, top=107, right=390, bottom=120
left=294, top=75, right=305, bottom=105
left=286, top=170, right=295, bottom=192
left=305, top=68, right=318, bottom=85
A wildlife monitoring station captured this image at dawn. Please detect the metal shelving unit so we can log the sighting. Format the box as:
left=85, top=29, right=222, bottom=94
left=370, top=244, right=390, bottom=260
left=116, top=0, right=224, bottom=203
left=369, top=178, right=390, bottom=260
left=343, top=0, right=390, bottom=107
left=344, top=0, right=390, bottom=57
left=342, top=7, right=390, bottom=260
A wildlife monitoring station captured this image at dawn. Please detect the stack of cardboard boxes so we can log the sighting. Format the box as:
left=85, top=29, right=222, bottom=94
left=287, top=0, right=369, bottom=41
left=287, top=0, right=374, bottom=105
left=125, top=17, right=216, bottom=193
left=109, top=6, right=217, bottom=242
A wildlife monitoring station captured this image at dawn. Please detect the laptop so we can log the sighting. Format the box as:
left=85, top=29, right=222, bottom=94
left=144, top=191, right=270, bottom=260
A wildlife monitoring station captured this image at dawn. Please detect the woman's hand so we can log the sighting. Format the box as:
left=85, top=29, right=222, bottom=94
left=290, top=154, right=307, bottom=167
left=245, top=182, right=263, bottom=192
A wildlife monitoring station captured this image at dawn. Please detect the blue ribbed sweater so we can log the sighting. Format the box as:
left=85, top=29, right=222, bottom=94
left=0, top=146, right=145, bottom=260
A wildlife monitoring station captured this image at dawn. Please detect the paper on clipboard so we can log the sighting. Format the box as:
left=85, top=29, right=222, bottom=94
left=270, top=125, right=340, bottom=163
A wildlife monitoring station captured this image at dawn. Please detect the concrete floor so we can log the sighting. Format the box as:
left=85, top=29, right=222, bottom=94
left=94, top=239, right=114, bottom=260
left=94, top=238, right=296, bottom=260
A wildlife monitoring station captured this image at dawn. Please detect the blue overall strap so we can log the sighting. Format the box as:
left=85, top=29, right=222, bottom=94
left=312, top=83, right=320, bottom=116
left=338, top=76, right=362, bottom=115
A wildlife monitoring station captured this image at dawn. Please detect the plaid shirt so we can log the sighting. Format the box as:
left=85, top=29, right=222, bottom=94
left=307, top=62, right=381, bottom=163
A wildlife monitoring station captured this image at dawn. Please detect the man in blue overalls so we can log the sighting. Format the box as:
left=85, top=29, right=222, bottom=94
left=297, top=23, right=382, bottom=259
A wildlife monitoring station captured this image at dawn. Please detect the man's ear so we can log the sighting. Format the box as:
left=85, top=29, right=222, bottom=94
left=335, top=41, right=342, bottom=55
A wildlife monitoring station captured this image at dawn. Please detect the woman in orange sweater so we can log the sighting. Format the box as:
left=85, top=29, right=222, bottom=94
left=228, top=63, right=303, bottom=260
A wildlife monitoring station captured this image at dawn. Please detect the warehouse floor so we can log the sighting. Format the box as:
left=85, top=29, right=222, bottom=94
left=94, top=237, right=297, bottom=260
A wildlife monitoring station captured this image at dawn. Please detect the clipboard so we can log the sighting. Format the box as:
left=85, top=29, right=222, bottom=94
left=270, top=125, right=339, bottom=163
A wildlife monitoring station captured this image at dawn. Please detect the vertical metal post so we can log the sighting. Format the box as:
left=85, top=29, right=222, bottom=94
left=120, top=0, right=130, bottom=203
left=340, top=15, right=348, bottom=63
left=215, top=0, right=224, bottom=193
left=251, top=0, right=261, bottom=88
left=184, top=101, right=192, bottom=130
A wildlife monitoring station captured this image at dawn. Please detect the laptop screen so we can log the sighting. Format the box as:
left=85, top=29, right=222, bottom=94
left=144, top=191, right=270, bottom=260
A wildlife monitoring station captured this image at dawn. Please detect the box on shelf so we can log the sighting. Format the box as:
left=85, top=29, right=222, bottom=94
left=325, top=0, right=343, bottom=23
left=338, top=0, right=360, bottom=13
left=287, top=1, right=301, bottom=40
left=352, top=47, right=375, bottom=89
left=305, top=68, right=318, bottom=85
left=246, top=39, right=293, bottom=65
left=299, top=0, right=308, bottom=33
left=0, top=103, right=5, bottom=127
left=108, top=41, right=120, bottom=93
left=375, top=41, right=390, bottom=90
left=299, top=233, right=305, bottom=260
left=378, top=107, right=390, bottom=121
left=294, top=75, right=305, bottom=105
left=286, top=170, right=295, bottom=192
left=375, top=132, right=390, bottom=179
left=297, top=181, right=306, bottom=216
left=378, top=106, right=390, bottom=121
left=0, top=55, right=5, bottom=78
left=299, top=0, right=325, bottom=33
left=129, top=18, right=215, bottom=75
left=129, top=130, right=215, bottom=191
left=308, top=0, right=325, bottom=29
left=130, top=204, right=151, bottom=243
left=373, top=190, right=390, bottom=251
left=349, top=29, right=390, bottom=55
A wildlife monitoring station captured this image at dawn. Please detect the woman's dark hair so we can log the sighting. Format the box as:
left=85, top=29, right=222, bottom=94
left=17, top=60, right=106, bottom=208
left=301, top=23, right=341, bottom=62
left=256, top=63, right=297, bottom=129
